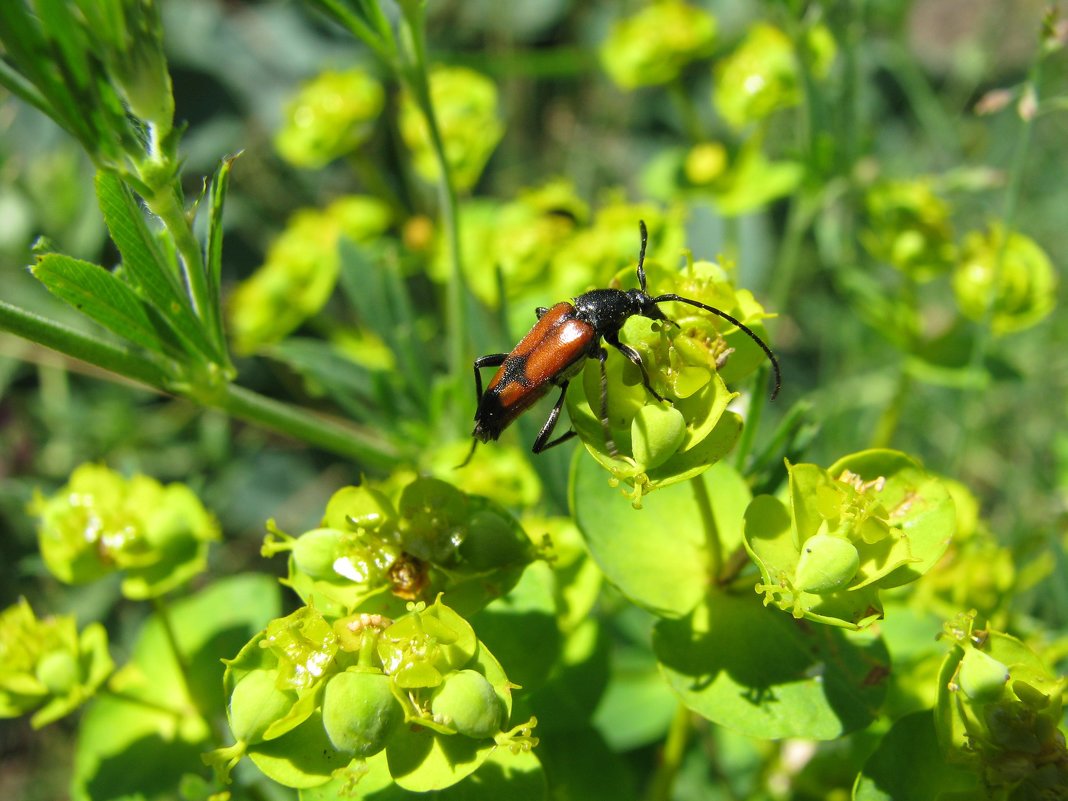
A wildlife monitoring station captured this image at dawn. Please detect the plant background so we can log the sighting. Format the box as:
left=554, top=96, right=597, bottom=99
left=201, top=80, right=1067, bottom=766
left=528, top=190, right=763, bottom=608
left=1, top=0, right=1066, bottom=798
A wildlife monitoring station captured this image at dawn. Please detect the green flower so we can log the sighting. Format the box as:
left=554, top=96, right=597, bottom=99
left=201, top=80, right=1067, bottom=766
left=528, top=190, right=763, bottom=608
left=713, top=22, right=835, bottom=129
left=744, top=450, right=956, bottom=629
left=600, top=1, right=717, bottom=89
left=0, top=599, right=113, bottom=728
left=275, top=68, right=385, bottom=168
left=227, top=195, right=392, bottom=354
left=564, top=255, right=772, bottom=503
left=31, top=464, right=218, bottom=599
left=952, top=224, right=1057, bottom=334
left=937, top=617, right=1068, bottom=794
left=263, top=478, right=534, bottom=618
left=862, top=178, right=957, bottom=280
left=218, top=597, right=532, bottom=791
left=399, top=66, right=503, bottom=192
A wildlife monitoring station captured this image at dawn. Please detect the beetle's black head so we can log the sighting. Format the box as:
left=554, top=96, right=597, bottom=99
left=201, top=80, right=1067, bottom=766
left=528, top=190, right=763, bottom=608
left=626, top=288, right=670, bottom=324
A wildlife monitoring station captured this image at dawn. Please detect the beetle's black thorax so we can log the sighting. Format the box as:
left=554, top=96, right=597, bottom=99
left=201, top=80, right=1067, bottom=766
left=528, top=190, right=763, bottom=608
left=573, top=288, right=666, bottom=337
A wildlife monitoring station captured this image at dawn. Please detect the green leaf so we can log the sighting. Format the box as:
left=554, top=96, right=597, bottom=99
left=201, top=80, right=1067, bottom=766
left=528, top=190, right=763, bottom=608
left=534, top=726, right=637, bottom=801
left=268, top=337, right=401, bottom=427
left=95, top=170, right=218, bottom=361
left=854, top=710, right=979, bottom=801
left=470, top=561, right=561, bottom=691
left=301, top=740, right=548, bottom=800
left=570, top=455, right=750, bottom=618
left=32, top=254, right=172, bottom=356
left=205, top=154, right=238, bottom=355
left=72, top=575, right=283, bottom=801
left=523, top=618, right=610, bottom=734
left=591, top=646, right=678, bottom=751
left=653, top=590, right=889, bottom=739
left=339, top=239, right=431, bottom=409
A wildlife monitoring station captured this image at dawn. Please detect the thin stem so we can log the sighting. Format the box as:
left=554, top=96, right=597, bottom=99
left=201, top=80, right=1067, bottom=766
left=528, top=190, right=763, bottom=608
left=869, top=367, right=911, bottom=449
left=217, top=384, right=401, bottom=470
left=397, top=7, right=468, bottom=430
left=950, top=45, right=1044, bottom=471
left=143, top=184, right=216, bottom=355
left=691, top=474, right=721, bottom=579
left=733, top=366, right=769, bottom=473
left=0, top=300, right=172, bottom=387
left=645, top=703, right=693, bottom=801
left=668, top=78, right=705, bottom=143
left=768, top=193, right=815, bottom=314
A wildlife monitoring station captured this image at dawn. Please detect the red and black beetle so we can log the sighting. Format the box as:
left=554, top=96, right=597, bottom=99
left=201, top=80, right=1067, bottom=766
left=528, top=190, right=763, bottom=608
left=468, top=221, right=781, bottom=459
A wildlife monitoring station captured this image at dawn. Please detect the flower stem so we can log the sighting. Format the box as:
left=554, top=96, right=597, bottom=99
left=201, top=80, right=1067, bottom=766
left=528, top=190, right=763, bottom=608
left=869, top=367, right=911, bottom=449
left=646, top=703, right=693, bottom=801
left=0, top=299, right=172, bottom=386
left=950, top=37, right=1044, bottom=471
left=397, top=6, right=468, bottom=430
left=217, top=384, right=401, bottom=469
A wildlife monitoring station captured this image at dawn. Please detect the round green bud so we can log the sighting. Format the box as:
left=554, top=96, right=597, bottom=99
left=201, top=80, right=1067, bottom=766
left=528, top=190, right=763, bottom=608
left=291, top=529, right=345, bottom=579
left=457, top=507, right=530, bottom=571
left=430, top=669, right=501, bottom=739
left=958, top=648, right=1010, bottom=704
left=34, top=650, right=79, bottom=695
left=229, top=669, right=296, bottom=744
left=684, top=142, right=728, bottom=185
left=322, top=485, right=395, bottom=532
left=631, top=404, right=687, bottom=471
left=794, top=533, right=860, bottom=594
left=322, top=670, right=401, bottom=757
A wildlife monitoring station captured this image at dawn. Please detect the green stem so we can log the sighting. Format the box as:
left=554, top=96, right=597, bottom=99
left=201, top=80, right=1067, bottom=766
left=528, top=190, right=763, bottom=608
left=733, top=366, right=769, bottom=473
left=0, top=300, right=172, bottom=386
left=691, top=474, right=721, bottom=579
left=143, top=183, right=216, bottom=355
left=217, top=384, right=401, bottom=470
left=397, top=7, right=467, bottom=429
left=950, top=45, right=1044, bottom=471
left=668, top=78, right=705, bottom=143
left=768, top=192, right=815, bottom=314
left=869, top=367, right=911, bottom=449
left=646, top=703, right=692, bottom=801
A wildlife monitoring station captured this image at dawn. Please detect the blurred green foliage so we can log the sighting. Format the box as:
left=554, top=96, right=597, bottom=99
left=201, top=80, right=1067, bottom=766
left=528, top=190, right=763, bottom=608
left=1, top=0, right=1067, bottom=799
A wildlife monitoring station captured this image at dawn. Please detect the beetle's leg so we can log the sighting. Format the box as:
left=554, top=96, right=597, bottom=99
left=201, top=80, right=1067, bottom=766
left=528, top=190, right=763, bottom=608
left=596, top=347, right=619, bottom=457
left=532, top=383, right=577, bottom=453
left=473, top=353, right=508, bottom=403
left=605, top=332, right=668, bottom=403
left=535, top=306, right=549, bottom=319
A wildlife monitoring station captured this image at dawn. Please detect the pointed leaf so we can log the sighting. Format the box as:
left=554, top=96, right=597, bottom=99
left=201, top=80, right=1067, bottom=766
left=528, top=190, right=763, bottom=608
left=32, top=254, right=172, bottom=356
left=95, top=171, right=218, bottom=361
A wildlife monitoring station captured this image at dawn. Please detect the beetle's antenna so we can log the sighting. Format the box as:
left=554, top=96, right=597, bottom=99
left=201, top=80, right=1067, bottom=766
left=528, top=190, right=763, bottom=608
left=652, top=293, right=782, bottom=400
left=636, top=220, right=649, bottom=292
left=456, top=437, right=479, bottom=469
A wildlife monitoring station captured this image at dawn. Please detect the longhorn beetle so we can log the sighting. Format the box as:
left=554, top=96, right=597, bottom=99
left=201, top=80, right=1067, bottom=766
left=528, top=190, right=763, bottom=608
left=466, top=220, right=781, bottom=461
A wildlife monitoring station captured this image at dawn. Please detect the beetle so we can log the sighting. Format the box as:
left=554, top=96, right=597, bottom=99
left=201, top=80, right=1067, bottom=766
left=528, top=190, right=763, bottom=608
left=466, top=220, right=781, bottom=461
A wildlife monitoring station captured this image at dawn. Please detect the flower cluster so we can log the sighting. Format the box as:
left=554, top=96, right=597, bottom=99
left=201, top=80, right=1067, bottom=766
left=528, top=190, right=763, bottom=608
left=216, top=597, right=535, bottom=791
left=31, top=463, right=219, bottom=599
left=744, top=450, right=955, bottom=628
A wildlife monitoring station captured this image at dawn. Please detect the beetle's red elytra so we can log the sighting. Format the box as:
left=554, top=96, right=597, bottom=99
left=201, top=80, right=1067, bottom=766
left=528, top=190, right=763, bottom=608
left=464, top=221, right=781, bottom=463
